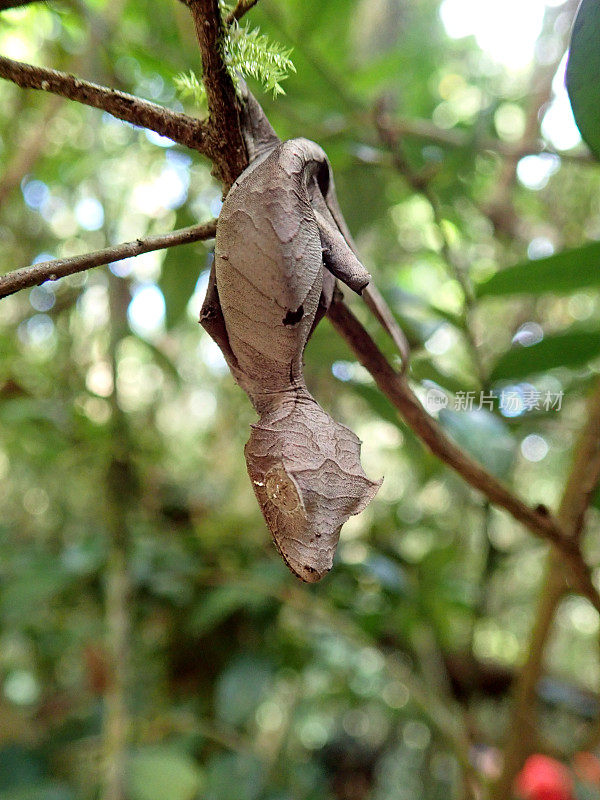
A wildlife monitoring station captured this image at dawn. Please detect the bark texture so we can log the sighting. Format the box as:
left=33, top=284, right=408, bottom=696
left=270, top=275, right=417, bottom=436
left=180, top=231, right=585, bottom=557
left=0, top=55, right=212, bottom=155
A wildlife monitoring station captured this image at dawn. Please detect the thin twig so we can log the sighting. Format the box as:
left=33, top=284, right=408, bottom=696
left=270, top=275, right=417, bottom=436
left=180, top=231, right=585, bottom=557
left=225, top=0, right=259, bottom=25
left=0, top=55, right=214, bottom=156
left=327, top=292, right=600, bottom=614
left=0, top=220, right=217, bottom=298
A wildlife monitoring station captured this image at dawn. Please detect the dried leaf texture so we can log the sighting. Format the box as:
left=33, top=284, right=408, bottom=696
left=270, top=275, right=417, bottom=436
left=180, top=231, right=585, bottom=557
left=203, top=136, right=381, bottom=581
left=245, top=399, right=381, bottom=582
left=215, top=139, right=328, bottom=401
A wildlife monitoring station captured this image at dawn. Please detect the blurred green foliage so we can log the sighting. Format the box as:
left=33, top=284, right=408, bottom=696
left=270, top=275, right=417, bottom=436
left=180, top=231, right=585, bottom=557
left=1, top=0, right=600, bottom=798
left=567, top=0, right=600, bottom=161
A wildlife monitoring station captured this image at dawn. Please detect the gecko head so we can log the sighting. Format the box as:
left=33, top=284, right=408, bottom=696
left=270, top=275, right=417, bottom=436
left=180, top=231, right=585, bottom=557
left=244, top=407, right=381, bottom=582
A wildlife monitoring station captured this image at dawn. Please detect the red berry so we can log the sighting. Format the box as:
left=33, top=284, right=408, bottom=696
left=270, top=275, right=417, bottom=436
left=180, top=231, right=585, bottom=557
left=515, top=755, right=574, bottom=800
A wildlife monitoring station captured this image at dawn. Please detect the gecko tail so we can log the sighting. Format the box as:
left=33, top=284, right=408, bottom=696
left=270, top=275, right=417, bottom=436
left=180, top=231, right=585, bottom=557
left=244, top=398, right=381, bottom=582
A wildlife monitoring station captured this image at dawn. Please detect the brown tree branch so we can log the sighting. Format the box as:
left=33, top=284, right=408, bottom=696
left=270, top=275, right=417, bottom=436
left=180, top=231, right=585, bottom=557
left=187, top=0, right=248, bottom=187
left=225, top=0, right=259, bottom=25
left=0, top=220, right=217, bottom=298
left=0, top=55, right=214, bottom=156
left=556, top=390, right=600, bottom=542
left=326, top=292, right=600, bottom=614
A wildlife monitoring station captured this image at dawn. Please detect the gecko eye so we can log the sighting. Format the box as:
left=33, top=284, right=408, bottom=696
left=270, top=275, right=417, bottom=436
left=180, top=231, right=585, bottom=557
left=283, top=305, right=304, bottom=326
left=315, top=161, right=330, bottom=197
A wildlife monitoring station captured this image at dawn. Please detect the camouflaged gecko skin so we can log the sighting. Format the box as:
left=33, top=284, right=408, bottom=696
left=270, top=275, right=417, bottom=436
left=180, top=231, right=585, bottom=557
left=200, top=105, right=381, bottom=582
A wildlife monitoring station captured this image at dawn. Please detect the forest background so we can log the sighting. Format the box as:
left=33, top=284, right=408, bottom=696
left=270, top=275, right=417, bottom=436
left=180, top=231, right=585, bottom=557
left=1, top=0, right=600, bottom=798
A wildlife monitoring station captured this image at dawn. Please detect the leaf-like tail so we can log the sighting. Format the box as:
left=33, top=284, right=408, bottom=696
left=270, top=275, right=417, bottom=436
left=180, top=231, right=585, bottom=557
left=244, top=395, right=381, bottom=582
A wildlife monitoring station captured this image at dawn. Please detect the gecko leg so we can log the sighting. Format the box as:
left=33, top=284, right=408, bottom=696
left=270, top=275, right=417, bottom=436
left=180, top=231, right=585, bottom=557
left=199, top=259, right=252, bottom=392
left=308, top=268, right=336, bottom=339
left=314, top=207, right=372, bottom=294
left=312, top=164, right=411, bottom=372
left=311, top=183, right=410, bottom=371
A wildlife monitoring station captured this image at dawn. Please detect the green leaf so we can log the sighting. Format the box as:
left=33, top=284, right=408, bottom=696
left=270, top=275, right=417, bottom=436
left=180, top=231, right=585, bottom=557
left=189, top=585, right=263, bottom=636
left=127, top=748, right=203, bottom=800
left=215, top=656, right=272, bottom=727
left=410, top=356, right=471, bottom=396
left=567, top=0, right=600, bottom=160
left=173, top=71, right=207, bottom=110
left=0, top=785, right=73, bottom=800
left=0, top=746, right=43, bottom=792
left=438, top=409, right=516, bottom=479
left=490, top=329, right=600, bottom=381
left=159, top=241, right=205, bottom=329
left=476, top=242, right=600, bottom=298
left=204, top=753, right=264, bottom=800
left=227, top=25, right=296, bottom=97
